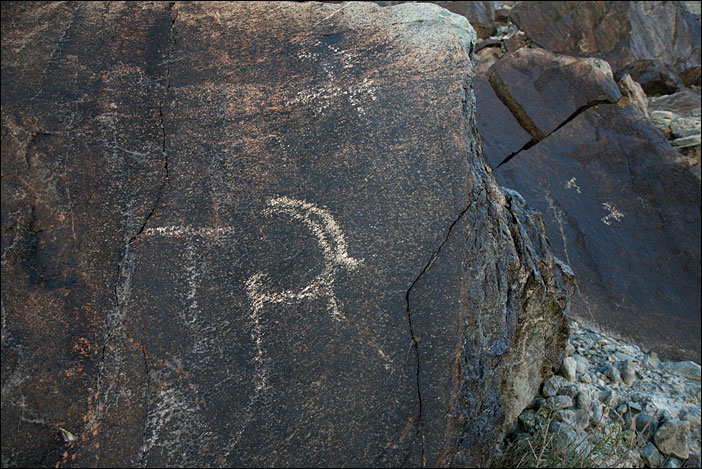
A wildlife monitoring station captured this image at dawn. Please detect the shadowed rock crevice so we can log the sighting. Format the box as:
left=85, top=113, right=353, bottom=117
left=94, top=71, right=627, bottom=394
left=494, top=98, right=624, bottom=169
left=487, top=68, right=545, bottom=142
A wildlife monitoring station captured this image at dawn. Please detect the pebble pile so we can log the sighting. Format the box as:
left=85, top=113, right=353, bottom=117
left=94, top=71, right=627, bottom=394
left=507, top=321, right=701, bottom=468
left=649, top=96, right=702, bottom=163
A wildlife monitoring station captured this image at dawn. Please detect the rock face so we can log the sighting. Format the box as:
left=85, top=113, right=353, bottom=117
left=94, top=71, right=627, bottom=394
left=509, top=1, right=701, bottom=92
left=474, top=47, right=701, bottom=362
left=1, top=2, right=572, bottom=468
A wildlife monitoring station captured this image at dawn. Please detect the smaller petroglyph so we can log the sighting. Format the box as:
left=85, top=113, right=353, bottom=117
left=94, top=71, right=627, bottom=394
left=601, top=202, right=624, bottom=225
left=142, top=226, right=238, bottom=238
left=288, top=39, right=376, bottom=115
left=565, top=177, right=581, bottom=193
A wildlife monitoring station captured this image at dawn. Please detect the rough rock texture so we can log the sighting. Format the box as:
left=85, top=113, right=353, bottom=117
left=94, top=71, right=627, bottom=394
left=436, top=1, right=497, bottom=39
left=509, top=1, right=701, bottom=87
left=615, top=59, right=686, bottom=96
left=506, top=320, right=702, bottom=467
left=375, top=1, right=497, bottom=39
left=1, top=2, right=572, bottom=467
left=648, top=88, right=702, bottom=162
left=617, top=73, right=649, bottom=118
left=472, top=74, right=531, bottom=168
left=495, top=101, right=701, bottom=362
left=472, top=49, right=701, bottom=362
left=484, top=48, right=622, bottom=163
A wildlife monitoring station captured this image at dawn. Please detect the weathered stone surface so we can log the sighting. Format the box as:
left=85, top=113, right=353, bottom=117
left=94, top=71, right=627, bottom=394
left=640, top=441, right=665, bottom=468
left=542, top=395, right=573, bottom=411
left=560, top=356, right=577, bottom=382
left=374, top=1, right=497, bottom=39
left=617, top=73, right=649, bottom=118
left=495, top=102, right=701, bottom=362
left=474, top=46, right=700, bottom=362
left=472, top=74, right=532, bottom=168
left=497, top=189, right=573, bottom=430
left=616, top=59, right=685, bottom=96
left=663, top=361, right=702, bottom=381
left=1, top=2, right=572, bottom=468
left=509, top=1, right=702, bottom=85
left=649, top=88, right=702, bottom=120
left=654, top=419, right=691, bottom=459
left=486, top=48, right=622, bottom=141
left=437, top=1, right=497, bottom=39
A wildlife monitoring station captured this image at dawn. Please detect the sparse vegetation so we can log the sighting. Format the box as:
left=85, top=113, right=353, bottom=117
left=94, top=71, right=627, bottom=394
left=496, top=407, right=649, bottom=468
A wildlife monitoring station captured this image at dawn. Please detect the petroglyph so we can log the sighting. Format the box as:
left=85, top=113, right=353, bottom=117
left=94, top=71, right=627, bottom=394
left=142, top=225, right=238, bottom=238
left=287, top=39, right=377, bottom=115
left=601, top=202, right=624, bottom=225
left=565, top=177, right=581, bottom=193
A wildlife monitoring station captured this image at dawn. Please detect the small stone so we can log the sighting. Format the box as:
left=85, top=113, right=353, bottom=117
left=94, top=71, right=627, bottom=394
left=579, top=373, right=592, bottom=384
left=603, top=344, right=618, bottom=353
left=561, top=356, right=577, bottom=382
left=557, top=386, right=578, bottom=398
left=684, top=454, right=701, bottom=468
left=542, top=395, right=573, bottom=411
left=671, top=135, right=701, bottom=147
left=614, top=351, right=634, bottom=362
left=636, top=413, right=660, bottom=441
left=629, top=401, right=643, bottom=412
left=673, top=127, right=701, bottom=138
left=662, top=457, right=682, bottom=468
left=529, top=396, right=545, bottom=409
left=576, top=391, right=592, bottom=410
left=616, top=403, right=628, bottom=415
left=554, top=409, right=576, bottom=427
left=592, top=404, right=604, bottom=424
left=654, top=419, right=690, bottom=460
left=662, top=361, right=702, bottom=381
left=597, top=389, right=619, bottom=407
left=597, top=338, right=609, bottom=346
left=548, top=421, right=577, bottom=442
left=604, top=365, right=621, bottom=383
left=651, top=110, right=674, bottom=121
left=622, top=360, right=637, bottom=385
left=574, top=354, right=590, bottom=374
left=564, top=342, right=575, bottom=357
left=639, top=441, right=665, bottom=468
left=518, top=409, right=537, bottom=431
left=574, top=408, right=590, bottom=432
left=542, top=375, right=567, bottom=398
left=644, top=351, right=661, bottom=369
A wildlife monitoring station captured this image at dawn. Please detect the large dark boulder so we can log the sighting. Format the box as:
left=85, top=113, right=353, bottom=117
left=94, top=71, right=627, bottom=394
left=509, top=1, right=701, bottom=93
left=476, top=49, right=701, bottom=362
left=2, top=2, right=571, bottom=467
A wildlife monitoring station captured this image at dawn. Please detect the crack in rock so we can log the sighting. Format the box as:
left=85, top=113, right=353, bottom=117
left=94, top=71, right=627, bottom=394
left=403, top=201, right=471, bottom=467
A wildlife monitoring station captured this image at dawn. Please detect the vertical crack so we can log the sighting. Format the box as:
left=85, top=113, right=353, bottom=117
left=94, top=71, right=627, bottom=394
left=91, top=3, right=179, bottom=445
left=403, top=202, right=471, bottom=467
left=129, top=1, right=177, bottom=243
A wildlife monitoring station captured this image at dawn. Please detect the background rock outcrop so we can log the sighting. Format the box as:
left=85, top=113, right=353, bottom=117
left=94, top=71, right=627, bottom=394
left=1, top=2, right=572, bottom=467
left=470, top=2, right=701, bottom=363
left=509, top=1, right=701, bottom=93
